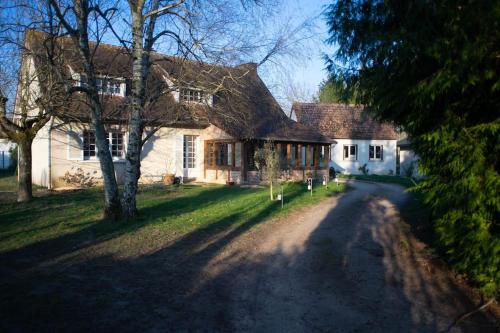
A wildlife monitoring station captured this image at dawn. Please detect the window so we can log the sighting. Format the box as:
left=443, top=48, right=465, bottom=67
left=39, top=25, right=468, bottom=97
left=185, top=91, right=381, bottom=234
left=369, top=145, right=383, bottom=161
left=110, top=132, right=124, bottom=158
left=207, top=143, right=213, bottom=166
left=96, top=78, right=123, bottom=95
left=309, top=145, right=315, bottom=167
left=83, top=130, right=96, bottom=159
left=82, top=130, right=124, bottom=160
left=79, top=74, right=124, bottom=96
left=216, top=143, right=229, bottom=166
left=290, top=144, right=297, bottom=167
left=343, top=144, right=357, bottom=161
left=180, top=88, right=205, bottom=102
left=183, top=135, right=197, bottom=169
left=279, top=144, right=288, bottom=168
left=319, top=146, right=325, bottom=167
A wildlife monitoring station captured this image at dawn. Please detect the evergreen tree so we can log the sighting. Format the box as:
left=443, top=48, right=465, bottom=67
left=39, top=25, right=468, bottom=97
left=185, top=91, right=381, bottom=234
left=325, top=0, right=499, bottom=295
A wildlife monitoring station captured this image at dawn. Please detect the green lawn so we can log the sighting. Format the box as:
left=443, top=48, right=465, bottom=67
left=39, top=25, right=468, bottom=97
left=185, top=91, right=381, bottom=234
left=339, top=173, right=417, bottom=188
left=0, top=170, right=17, bottom=192
left=0, top=180, right=346, bottom=254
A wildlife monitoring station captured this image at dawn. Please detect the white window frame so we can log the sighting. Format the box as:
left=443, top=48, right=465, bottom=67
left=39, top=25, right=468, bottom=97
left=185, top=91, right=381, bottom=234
left=183, top=135, right=197, bottom=169
left=343, top=144, right=357, bottom=161
left=79, top=74, right=126, bottom=97
left=179, top=88, right=205, bottom=103
left=369, top=145, right=383, bottom=161
left=81, top=130, right=125, bottom=161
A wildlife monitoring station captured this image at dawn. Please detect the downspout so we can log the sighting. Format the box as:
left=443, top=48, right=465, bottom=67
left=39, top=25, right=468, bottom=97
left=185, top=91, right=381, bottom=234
left=47, top=116, right=55, bottom=190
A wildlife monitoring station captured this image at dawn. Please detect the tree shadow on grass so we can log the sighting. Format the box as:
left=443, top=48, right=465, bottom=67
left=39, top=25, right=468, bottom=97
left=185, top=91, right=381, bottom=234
left=0, top=181, right=495, bottom=332
left=0, top=184, right=310, bottom=331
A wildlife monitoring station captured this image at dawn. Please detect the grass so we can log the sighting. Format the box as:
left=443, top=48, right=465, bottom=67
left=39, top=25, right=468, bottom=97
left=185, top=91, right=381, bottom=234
left=339, top=173, right=417, bottom=188
left=0, top=170, right=18, bottom=192
left=0, top=179, right=346, bottom=254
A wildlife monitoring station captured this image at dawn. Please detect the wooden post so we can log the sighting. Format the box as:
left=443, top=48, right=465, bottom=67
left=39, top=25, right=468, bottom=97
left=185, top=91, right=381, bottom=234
left=314, top=145, right=320, bottom=168
left=286, top=143, right=291, bottom=167
left=241, top=142, right=247, bottom=182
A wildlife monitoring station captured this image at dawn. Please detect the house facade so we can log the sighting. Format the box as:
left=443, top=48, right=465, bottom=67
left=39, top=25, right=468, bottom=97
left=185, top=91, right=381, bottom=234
left=291, top=103, right=399, bottom=175
left=23, top=31, right=331, bottom=188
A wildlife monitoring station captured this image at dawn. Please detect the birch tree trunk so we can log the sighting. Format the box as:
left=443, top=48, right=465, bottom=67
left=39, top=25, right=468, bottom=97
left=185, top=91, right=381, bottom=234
left=90, top=101, right=121, bottom=220
left=122, top=8, right=148, bottom=219
left=72, top=2, right=122, bottom=220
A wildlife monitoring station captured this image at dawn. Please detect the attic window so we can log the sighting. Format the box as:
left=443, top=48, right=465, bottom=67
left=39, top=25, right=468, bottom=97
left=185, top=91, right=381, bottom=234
left=180, top=88, right=204, bottom=103
left=80, top=75, right=125, bottom=96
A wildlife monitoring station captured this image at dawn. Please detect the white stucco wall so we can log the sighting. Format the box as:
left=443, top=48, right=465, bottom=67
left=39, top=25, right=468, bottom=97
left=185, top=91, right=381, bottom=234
left=330, top=139, right=397, bottom=175
left=140, top=124, right=234, bottom=184
left=31, top=122, right=51, bottom=186
left=32, top=118, right=237, bottom=188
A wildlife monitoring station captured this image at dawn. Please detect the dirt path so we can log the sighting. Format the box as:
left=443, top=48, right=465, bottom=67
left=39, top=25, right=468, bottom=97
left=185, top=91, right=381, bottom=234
left=196, top=180, right=498, bottom=333
left=1, top=181, right=498, bottom=332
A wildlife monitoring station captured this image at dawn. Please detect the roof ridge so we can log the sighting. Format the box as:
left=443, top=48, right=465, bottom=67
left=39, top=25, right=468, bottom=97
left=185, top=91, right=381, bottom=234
left=25, top=28, right=252, bottom=72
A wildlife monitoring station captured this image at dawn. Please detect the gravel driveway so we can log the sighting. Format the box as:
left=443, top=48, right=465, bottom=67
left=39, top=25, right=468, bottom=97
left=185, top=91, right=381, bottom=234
left=196, top=180, right=498, bottom=333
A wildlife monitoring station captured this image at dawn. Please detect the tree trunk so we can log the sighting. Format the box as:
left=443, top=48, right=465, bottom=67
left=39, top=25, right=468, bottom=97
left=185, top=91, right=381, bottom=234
left=90, top=101, right=121, bottom=220
left=122, top=10, right=147, bottom=219
left=17, top=138, right=33, bottom=202
left=270, top=180, right=273, bottom=200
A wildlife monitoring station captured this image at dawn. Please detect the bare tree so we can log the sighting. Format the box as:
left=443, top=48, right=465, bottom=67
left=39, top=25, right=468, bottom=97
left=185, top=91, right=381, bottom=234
left=118, top=0, right=321, bottom=218
left=0, top=3, right=67, bottom=202
left=254, top=141, right=280, bottom=200
left=47, top=0, right=123, bottom=219
left=5, top=0, right=317, bottom=217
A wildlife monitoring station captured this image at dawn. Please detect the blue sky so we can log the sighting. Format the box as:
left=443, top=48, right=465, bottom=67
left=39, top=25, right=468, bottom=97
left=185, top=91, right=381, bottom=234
left=286, top=0, right=332, bottom=92
left=257, top=0, right=334, bottom=108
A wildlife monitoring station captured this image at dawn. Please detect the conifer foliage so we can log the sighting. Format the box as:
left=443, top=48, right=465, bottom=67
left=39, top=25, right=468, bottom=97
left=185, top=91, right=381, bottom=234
left=325, top=0, right=499, bottom=295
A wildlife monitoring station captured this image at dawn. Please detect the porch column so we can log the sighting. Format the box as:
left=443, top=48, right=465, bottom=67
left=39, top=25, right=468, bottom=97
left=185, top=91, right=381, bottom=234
left=314, top=145, right=320, bottom=168
left=286, top=143, right=291, bottom=167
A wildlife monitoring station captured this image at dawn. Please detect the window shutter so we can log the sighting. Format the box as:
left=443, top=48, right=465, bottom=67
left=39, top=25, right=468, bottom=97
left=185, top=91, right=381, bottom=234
left=68, top=130, right=83, bottom=160
left=355, top=144, right=358, bottom=161
left=381, top=145, right=384, bottom=161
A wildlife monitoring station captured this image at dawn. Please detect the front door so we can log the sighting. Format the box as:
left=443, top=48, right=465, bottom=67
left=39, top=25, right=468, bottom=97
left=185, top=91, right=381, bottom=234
left=183, top=135, right=198, bottom=178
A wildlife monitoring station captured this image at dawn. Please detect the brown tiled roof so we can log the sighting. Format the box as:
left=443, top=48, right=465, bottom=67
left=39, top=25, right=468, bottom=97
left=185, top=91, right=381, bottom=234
left=25, top=30, right=331, bottom=144
left=292, top=103, right=398, bottom=140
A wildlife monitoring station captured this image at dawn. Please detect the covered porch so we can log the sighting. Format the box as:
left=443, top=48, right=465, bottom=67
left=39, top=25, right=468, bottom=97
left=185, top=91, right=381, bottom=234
left=203, top=139, right=332, bottom=184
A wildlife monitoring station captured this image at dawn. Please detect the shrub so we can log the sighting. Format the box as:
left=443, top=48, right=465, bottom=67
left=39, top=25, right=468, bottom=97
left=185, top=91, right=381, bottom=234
left=358, top=163, right=369, bottom=175
left=61, top=167, right=97, bottom=187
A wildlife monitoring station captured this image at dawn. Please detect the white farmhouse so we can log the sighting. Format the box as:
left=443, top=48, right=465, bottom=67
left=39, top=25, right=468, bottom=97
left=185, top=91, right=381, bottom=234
left=22, top=30, right=331, bottom=189
left=291, top=103, right=399, bottom=175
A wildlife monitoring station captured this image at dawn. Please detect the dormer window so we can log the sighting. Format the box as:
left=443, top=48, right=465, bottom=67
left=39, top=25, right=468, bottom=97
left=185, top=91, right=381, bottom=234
left=96, top=78, right=122, bottom=95
left=180, top=88, right=204, bottom=103
left=79, top=74, right=125, bottom=96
